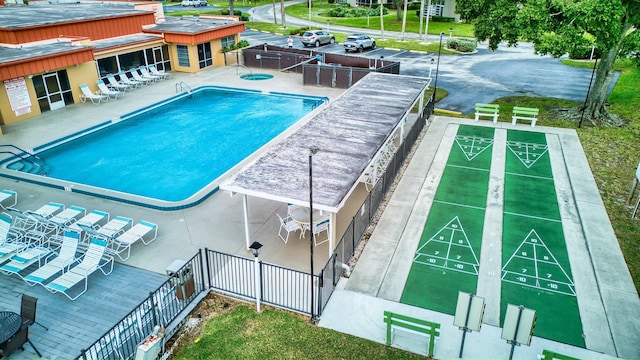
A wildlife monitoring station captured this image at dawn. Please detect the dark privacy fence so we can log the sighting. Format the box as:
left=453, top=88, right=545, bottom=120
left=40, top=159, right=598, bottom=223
left=242, top=44, right=400, bottom=88
left=77, top=98, right=434, bottom=360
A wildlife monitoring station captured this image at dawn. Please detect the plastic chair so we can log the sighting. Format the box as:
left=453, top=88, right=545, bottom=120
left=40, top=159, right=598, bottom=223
left=277, top=214, right=302, bottom=244
left=21, top=294, right=48, bottom=331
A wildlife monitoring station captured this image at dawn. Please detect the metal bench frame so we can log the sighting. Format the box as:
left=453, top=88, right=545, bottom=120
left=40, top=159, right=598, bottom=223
left=383, top=310, right=440, bottom=356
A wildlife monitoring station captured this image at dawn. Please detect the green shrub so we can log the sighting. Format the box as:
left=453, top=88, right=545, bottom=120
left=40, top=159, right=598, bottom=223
left=327, top=0, right=336, bottom=3
left=327, top=4, right=387, bottom=17
left=432, top=15, right=455, bottom=22
left=220, top=9, right=242, bottom=16
left=447, top=38, right=476, bottom=52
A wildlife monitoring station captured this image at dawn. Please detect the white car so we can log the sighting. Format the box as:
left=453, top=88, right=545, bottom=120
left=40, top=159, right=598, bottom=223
left=344, top=34, right=376, bottom=53
left=182, top=0, right=207, bottom=6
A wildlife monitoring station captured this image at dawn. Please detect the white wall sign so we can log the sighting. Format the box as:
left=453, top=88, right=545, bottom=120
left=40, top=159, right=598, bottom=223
left=4, top=77, right=32, bottom=116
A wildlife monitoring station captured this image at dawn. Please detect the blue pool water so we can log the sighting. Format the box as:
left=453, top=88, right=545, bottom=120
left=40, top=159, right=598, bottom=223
left=4, top=87, right=326, bottom=206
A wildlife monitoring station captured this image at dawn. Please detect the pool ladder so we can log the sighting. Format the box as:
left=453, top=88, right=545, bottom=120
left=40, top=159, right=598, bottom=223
left=0, top=144, right=47, bottom=175
left=175, top=81, right=193, bottom=96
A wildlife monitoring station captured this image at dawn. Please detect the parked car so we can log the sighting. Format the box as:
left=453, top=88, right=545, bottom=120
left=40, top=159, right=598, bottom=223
left=344, top=34, right=376, bottom=52
left=301, top=30, right=335, bottom=47
left=181, top=0, right=207, bottom=6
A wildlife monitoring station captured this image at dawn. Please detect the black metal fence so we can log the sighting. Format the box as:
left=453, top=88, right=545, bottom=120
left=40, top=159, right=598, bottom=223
left=76, top=98, right=434, bottom=359
left=77, top=251, right=206, bottom=360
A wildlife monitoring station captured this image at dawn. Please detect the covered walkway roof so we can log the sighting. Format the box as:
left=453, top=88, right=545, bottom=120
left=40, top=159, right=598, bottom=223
left=221, top=72, right=430, bottom=213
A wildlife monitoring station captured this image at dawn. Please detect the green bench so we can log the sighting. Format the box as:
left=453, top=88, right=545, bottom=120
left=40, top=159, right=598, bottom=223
left=474, top=103, right=500, bottom=123
left=383, top=311, right=440, bottom=356
left=538, top=349, right=581, bottom=360
left=511, top=106, right=539, bottom=127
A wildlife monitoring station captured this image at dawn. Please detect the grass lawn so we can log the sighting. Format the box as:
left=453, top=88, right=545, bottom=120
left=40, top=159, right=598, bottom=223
left=172, top=296, right=424, bottom=360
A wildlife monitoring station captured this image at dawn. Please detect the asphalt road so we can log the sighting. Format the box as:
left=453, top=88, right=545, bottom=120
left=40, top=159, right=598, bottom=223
left=241, top=2, right=617, bottom=114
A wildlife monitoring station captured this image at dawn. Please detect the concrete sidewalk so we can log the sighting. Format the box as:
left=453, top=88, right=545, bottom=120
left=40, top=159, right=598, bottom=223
left=319, top=117, right=640, bottom=359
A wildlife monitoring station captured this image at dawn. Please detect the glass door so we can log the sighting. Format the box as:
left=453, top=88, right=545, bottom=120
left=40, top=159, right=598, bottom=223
left=44, top=73, right=65, bottom=110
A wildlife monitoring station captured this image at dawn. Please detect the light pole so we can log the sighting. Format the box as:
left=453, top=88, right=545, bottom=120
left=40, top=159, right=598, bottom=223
left=449, top=27, right=453, bottom=39
left=249, top=241, right=263, bottom=312
left=308, top=146, right=319, bottom=323
left=433, top=32, right=444, bottom=102
left=308, top=0, right=312, bottom=27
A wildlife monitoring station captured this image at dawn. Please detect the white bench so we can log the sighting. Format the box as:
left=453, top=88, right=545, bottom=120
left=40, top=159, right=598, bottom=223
left=512, top=106, right=539, bottom=127
left=474, top=103, right=500, bottom=122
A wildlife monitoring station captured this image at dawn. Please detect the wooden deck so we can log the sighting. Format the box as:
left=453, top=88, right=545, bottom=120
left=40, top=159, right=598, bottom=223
left=0, top=263, right=166, bottom=359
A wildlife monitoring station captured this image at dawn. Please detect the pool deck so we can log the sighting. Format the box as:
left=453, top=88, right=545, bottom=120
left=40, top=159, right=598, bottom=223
left=1, top=67, right=638, bottom=360
left=0, top=67, right=349, bottom=359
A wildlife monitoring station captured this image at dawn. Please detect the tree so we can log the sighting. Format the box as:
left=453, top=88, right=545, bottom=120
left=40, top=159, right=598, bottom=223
left=392, top=0, right=403, bottom=21
left=456, top=0, right=640, bottom=127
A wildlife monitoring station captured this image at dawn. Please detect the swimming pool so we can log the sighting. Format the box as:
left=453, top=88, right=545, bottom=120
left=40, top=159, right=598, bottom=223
left=1, top=86, right=327, bottom=209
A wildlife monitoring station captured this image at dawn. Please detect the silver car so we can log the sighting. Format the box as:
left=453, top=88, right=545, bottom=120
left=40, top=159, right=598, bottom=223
left=344, top=34, right=376, bottom=52
left=302, top=30, right=336, bottom=47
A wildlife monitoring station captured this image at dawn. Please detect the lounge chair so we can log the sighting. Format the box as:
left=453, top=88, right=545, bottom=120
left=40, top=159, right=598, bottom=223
left=67, top=209, right=110, bottom=234
left=44, top=237, right=114, bottom=300
left=96, top=79, right=124, bottom=100
left=48, top=205, right=86, bottom=228
left=23, top=231, right=80, bottom=286
left=76, top=215, right=132, bottom=243
left=4, top=207, right=39, bottom=234
left=79, top=83, right=108, bottom=104
left=105, top=74, right=133, bottom=92
left=0, top=234, right=52, bottom=278
left=148, top=65, right=171, bottom=80
left=109, top=220, right=157, bottom=261
left=0, top=189, right=17, bottom=209
left=0, top=212, right=26, bottom=262
left=118, top=71, right=143, bottom=88
left=26, top=201, right=64, bottom=220
left=138, top=66, right=162, bottom=82
left=129, top=69, right=154, bottom=85
left=25, top=201, right=65, bottom=234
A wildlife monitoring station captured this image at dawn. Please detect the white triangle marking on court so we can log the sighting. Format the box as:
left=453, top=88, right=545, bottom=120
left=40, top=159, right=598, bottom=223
left=413, top=216, right=480, bottom=275
left=506, top=140, right=548, bottom=169
left=501, top=229, right=576, bottom=296
left=455, top=135, right=494, bottom=162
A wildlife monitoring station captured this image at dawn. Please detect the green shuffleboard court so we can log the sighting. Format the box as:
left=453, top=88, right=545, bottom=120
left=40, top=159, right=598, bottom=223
left=400, top=125, right=585, bottom=348
left=401, top=125, right=494, bottom=314
left=502, top=130, right=584, bottom=347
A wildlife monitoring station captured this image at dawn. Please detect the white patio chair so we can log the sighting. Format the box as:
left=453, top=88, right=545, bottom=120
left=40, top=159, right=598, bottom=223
left=277, top=213, right=302, bottom=244
left=148, top=65, right=171, bottom=80
left=129, top=69, right=154, bottom=85
left=106, top=74, right=133, bottom=92
left=79, top=83, right=108, bottom=104
left=44, top=237, right=114, bottom=300
left=48, top=205, right=86, bottom=228
left=96, top=79, right=124, bottom=100
left=0, top=232, right=53, bottom=278
left=138, top=66, right=162, bottom=82
left=118, top=71, right=143, bottom=88
left=109, top=220, right=157, bottom=261
left=310, top=218, right=330, bottom=246
left=24, top=231, right=80, bottom=286
left=0, top=189, right=17, bottom=209
left=67, top=209, right=110, bottom=234
left=0, top=212, right=27, bottom=261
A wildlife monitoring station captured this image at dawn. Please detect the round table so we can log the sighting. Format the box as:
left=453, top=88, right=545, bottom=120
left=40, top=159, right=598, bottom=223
left=289, top=207, right=326, bottom=225
left=0, top=311, right=21, bottom=344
